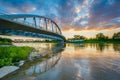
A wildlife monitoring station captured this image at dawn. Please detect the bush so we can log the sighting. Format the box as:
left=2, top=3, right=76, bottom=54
left=0, top=46, right=33, bottom=67
left=0, top=37, right=12, bottom=45
left=0, top=58, right=12, bottom=67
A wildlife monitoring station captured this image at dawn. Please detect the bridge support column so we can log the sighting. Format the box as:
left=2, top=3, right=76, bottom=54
left=23, top=18, right=26, bottom=23
left=56, top=27, right=58, bottom=33
left=51, top=22, right=54, bottom=32
left=45, top=19, right=47, bottom=31
left=38, top=18, right=40, bottom=29
left=33, top=17, right=37, bottom=28
left=39, top=18, right=42, bottom=29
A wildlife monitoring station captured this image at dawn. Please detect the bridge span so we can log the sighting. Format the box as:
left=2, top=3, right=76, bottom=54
left=0, top=14, right=66, bottom=41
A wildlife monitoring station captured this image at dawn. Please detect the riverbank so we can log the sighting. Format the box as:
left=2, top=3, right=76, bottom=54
left=0, top=66, right=19, bottom=78
left=0, top=37, right=12, bottom=45
left=67, top=39, right=120, bottom=43
left=0, top=46, right=33, bottom=79
left=0, top=46, right=33, bottom=67
left=0, top=41, right=12, bottom=45
left=0, top=42, right=63, bottom=79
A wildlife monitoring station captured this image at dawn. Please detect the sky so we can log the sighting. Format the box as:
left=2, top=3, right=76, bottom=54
left=0, top=0, right=120, bottom=38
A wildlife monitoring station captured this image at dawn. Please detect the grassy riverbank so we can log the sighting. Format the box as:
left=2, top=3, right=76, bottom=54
left=0, top=37, right=12, bottom=45
left=0, top=46, right=33, bottom=67
left=84, top=39, right=120, bottom=43
left=0, top=41, right=12, bottom=45
left=67, top=32, right=120, bottom=43
left=67, top=39, right=120, bottom=43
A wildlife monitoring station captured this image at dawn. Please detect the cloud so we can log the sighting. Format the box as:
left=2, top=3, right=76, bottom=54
left=0, top=0, right=36, bottom=13
left=0, top=0, right=120, bottom=31
left=88, top=0, right=120, bottom=29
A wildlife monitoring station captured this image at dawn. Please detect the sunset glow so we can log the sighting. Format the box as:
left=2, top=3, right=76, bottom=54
left=0, top=0, right=120, bottom=38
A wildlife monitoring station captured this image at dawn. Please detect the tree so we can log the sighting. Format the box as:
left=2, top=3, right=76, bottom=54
left=73, top=35, right=86, bottom=40
left=112, top=32, right=120, bottom=39
left=74, top=35, right=80, bottom=39
left=96, top=33, right=108, bottom=40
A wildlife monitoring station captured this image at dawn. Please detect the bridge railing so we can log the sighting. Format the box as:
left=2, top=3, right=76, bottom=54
left=12, top=19, right=37, bottom=28
left=11, top=18, right=54, bottom=33
left=0, top=10, right=65, bottom=40
left=0, top=9, right=61, bottom=35
left=0, top=15, right=61, bottom=35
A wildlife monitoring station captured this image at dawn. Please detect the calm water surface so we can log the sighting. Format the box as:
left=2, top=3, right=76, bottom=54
left=2, top=43, right=120, bottom=80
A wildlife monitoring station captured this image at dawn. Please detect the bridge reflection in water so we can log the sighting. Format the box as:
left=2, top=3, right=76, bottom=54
left=24, top=53, right=61, bottom=76
left=2, top=43, right=65, bottom=80
left=2, top=43, right=120, bottom=80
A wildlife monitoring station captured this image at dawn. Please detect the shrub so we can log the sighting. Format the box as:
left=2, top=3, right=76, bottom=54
left=0, top=46, right=33, bottom=67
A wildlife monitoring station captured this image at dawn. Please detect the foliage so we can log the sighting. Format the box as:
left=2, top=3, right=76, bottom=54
left=0, top=37, right=12, bottom=45
left=0, top=46, right=33, bottom=67
left=73, top=35, right=86, bottom=40
left=67, top=32, right=120, bottom=43
left=112, top=32, right=120, bottom=39
left=68, top=35, right=86, bottom=41
left=96, top=33, right=108, bottom=40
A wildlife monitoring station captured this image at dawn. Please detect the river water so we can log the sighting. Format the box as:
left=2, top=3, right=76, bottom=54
left=2, top=43, right=120, bottom=80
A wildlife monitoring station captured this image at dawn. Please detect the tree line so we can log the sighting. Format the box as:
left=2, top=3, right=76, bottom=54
left=67, top=32, right=120, bottom=41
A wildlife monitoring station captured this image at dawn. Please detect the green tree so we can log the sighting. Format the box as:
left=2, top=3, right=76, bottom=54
left=73, top=35, right=86, bottom=40
left=112, top=32, right=120, bottom=39
left=96, top=33, right=108, bottom=40
left=74, top=35, right=80, bottom=39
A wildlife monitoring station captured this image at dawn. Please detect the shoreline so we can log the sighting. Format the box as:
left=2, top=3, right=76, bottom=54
left=0, top=45, right=33, bottom=79
left=66, top=40, right=120, bottom=43
left=0, top=43, right=56, bottom=79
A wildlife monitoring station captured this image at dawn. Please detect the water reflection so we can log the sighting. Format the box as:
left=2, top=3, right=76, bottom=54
left=24, top=54, right=61, bottom=77
left=13, top=43, right=65, bottom=60
left=2, top=43, right=65, bottom=80
left=67, top=43, right=110, bottom=52
left=62, top=43, right=120, bottom=80
left=113, top=44, right=120, bottom=52
left=3, top=43, right=120, bottom=80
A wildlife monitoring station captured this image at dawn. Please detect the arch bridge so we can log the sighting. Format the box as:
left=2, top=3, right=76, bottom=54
left=0, top=14, right=65, bottom=41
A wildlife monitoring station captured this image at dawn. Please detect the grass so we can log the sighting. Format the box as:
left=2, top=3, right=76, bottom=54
left=0, top=37, right=12, bottom=45
left=0, top=46, right=33, bottom=67
left=85, top=39, right=120, bottom=43
left=0, top=41, right=12, bottom=45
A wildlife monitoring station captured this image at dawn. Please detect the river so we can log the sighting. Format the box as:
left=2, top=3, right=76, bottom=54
left=2, top=43, right=120, bottom=80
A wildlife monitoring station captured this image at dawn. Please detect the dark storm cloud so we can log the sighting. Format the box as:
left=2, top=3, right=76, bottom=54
left=0, top=0, right=120, bottom=31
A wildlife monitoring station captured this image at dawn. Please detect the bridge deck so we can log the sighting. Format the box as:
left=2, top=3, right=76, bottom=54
left=0, top=17, right=66, bottom=41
